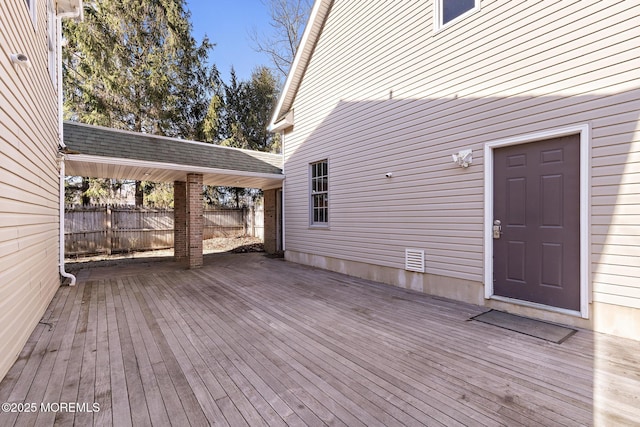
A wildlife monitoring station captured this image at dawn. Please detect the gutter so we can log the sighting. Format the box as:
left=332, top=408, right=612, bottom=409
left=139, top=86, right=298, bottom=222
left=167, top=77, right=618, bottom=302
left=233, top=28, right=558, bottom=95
left=281, top=132, right=286, bottom=252
left=57, top=14, right=77, bottom=286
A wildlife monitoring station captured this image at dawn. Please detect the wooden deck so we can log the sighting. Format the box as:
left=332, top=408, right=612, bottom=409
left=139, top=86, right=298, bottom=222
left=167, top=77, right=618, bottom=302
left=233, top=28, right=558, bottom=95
left=1, top=253, right=639, bottom=426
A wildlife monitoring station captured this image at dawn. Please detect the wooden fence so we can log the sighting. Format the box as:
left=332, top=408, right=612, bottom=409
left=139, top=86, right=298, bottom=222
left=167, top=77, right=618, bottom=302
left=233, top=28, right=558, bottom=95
left=247, top=205, right=264, bottom=240
left=64, top=206, right=262, bottom=256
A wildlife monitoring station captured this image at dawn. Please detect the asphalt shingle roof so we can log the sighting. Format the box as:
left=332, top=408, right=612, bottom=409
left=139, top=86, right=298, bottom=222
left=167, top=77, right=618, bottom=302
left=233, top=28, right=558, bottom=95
left=63, top=122, right=283, bottom=175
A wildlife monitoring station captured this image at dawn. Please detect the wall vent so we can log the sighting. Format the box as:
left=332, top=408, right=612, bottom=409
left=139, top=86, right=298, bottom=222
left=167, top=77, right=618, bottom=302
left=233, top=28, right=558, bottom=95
left=405, top=249, right=425, bottom=273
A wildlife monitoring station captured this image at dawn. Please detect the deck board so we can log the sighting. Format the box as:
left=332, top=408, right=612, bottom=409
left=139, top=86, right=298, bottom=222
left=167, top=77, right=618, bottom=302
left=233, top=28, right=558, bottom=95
left=1, top=253, right=639, bottom=426
left=15, top=282, right=81, bottom=427
left=74, top=279, right=99, bottom=427
left=103, top=280, right=132, bottom=427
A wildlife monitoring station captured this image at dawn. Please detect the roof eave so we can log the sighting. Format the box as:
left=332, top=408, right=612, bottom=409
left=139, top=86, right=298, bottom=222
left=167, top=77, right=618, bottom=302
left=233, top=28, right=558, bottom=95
left=268, top=110, right=294, bottom=132
left=268, top=0, right=333, bottom=130
left=65, top=153, right=284, bottom=189
left=56, top=0, right=83, bottom=21
left=66, top=154, right=284, bottom=180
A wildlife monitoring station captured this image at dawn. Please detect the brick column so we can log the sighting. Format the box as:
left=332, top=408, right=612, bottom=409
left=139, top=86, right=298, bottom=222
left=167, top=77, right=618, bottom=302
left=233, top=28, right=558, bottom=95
left=186, top=173, right=203, bottom=268
left=174, top=180, right=187, bottom=262
left=263, top=188, right=279, bottom=254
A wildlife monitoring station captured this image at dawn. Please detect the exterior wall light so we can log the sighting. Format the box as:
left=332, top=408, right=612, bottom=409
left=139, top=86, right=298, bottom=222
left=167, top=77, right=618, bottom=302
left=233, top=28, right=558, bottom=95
left=10, top=53, right=32, bottom=68
left=452, top=149, right=473, bottom=168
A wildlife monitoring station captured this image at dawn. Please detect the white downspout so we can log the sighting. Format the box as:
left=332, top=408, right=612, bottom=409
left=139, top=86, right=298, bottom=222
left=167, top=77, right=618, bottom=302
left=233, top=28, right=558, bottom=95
left=280, top=131, right=286, bottom=252
left=58, top=154, right=75, bottom=286
left=57, top=14, right=76, bottom=286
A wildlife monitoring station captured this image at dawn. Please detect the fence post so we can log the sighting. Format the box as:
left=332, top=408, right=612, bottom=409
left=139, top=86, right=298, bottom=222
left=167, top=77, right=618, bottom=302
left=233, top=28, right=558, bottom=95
left=106, top=205, right=112, bottom=255
left=251, top=205, right=255, bottom=237
left=244, top=207, right=249, bottom=236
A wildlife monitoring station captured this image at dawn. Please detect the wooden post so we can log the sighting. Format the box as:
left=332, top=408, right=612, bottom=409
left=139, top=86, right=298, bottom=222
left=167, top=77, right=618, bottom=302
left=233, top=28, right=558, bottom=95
left=251, top=205, right=256, bottom=237
left=245, top=206, right=250, bottom=236
left=106, top=205, right=112, bottom=255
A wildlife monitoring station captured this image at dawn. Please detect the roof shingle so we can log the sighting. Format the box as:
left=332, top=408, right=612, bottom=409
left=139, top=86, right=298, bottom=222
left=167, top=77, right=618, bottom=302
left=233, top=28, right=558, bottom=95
left=63, top=121, right=283, bottom=175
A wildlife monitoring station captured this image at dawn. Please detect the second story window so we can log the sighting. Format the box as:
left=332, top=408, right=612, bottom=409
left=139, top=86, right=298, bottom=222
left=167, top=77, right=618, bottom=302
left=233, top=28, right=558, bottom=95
left=25, top=0, right=37, bottom=27
left=436, top=0, right=480, bottom=31
left=47, top=1, right=58, bottom=86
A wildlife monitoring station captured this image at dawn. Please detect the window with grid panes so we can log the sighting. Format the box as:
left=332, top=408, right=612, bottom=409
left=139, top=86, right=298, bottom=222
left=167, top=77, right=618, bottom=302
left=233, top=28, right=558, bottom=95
left=310, top=160, right=328, bottom=225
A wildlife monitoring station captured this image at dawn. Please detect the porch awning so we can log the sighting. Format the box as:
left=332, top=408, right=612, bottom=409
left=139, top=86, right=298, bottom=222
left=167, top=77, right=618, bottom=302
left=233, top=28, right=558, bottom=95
left=63, top=122, right=284, bottom=190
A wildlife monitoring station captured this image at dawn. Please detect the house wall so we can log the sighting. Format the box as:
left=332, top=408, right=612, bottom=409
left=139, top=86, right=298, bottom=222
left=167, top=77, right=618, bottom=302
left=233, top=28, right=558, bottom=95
left=282, top=0, right=640, bottom=338
left=0, top=1, right=61, bottom=379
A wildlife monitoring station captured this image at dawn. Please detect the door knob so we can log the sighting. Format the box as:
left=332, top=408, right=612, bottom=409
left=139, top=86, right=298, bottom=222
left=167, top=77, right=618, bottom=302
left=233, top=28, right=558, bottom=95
left=493, top=220, right=502, bottom=239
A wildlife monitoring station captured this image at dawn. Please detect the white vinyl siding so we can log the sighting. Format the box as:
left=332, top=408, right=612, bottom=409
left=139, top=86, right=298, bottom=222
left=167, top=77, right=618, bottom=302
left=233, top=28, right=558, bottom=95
left=282, top=0, right=640, bottom=308
left=0, top=0, right=61, bottom=381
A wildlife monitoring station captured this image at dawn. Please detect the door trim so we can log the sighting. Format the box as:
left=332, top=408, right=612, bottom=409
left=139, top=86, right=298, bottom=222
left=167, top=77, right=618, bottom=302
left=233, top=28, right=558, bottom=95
left=483, top=125, right=590, bottom=319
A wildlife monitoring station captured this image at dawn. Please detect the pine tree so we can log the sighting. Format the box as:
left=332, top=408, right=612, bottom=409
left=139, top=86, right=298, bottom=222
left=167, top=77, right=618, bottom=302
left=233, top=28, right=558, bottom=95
left=63, top=0, right=216, bottom=205
left=64, top=0, right=215, bottom=137
left=243, top=66, right=280, bottom=152
left=207, top=66, right=280, bottom=207
left=215, top=67, right=280, bottom=153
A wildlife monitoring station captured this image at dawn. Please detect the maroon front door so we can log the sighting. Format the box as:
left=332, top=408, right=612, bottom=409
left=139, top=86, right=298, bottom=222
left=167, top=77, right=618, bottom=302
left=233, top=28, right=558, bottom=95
left=493, top=135, right=581, bottom=311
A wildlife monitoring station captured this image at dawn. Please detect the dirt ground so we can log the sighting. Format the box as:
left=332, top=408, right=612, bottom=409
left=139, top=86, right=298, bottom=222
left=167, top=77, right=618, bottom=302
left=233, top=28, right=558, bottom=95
left=65, top=236, right=264, bottom=266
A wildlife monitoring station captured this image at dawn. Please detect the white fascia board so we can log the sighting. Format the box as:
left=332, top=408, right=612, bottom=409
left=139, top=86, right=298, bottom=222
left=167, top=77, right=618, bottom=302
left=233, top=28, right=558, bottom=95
left=268, top=0, right=331, bottom=129
left=268, top=110, right=294, bottom=132
left=66, top=154, right=285, bottom=181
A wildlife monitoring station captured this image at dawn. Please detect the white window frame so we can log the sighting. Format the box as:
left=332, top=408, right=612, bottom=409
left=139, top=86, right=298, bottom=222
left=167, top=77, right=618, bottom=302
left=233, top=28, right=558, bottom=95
left=25, top=0, right=38, bottom=28
left=47, top=1, right=58, bottom=86
left=309, top=159, right=329, bottom=227
left=433, top=0, right=480, bottom=32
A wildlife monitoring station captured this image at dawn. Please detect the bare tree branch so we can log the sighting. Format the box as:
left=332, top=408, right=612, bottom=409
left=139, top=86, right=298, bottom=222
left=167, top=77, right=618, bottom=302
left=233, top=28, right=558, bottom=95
left=250, top=0, right=313, bottom=81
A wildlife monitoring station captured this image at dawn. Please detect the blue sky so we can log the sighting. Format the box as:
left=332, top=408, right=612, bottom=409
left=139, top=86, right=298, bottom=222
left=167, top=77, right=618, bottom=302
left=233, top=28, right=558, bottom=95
left=185, top=0, right=273, bottom=81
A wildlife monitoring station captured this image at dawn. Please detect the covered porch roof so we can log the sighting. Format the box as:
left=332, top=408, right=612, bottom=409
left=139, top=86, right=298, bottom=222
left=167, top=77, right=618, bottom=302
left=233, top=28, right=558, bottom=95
left=63, top=122, right=284, bottom=189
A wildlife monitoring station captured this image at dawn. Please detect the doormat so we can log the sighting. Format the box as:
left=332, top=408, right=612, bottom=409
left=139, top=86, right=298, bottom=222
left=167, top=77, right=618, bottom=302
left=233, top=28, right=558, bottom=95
left=470, top=310, right=577, bottom=343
